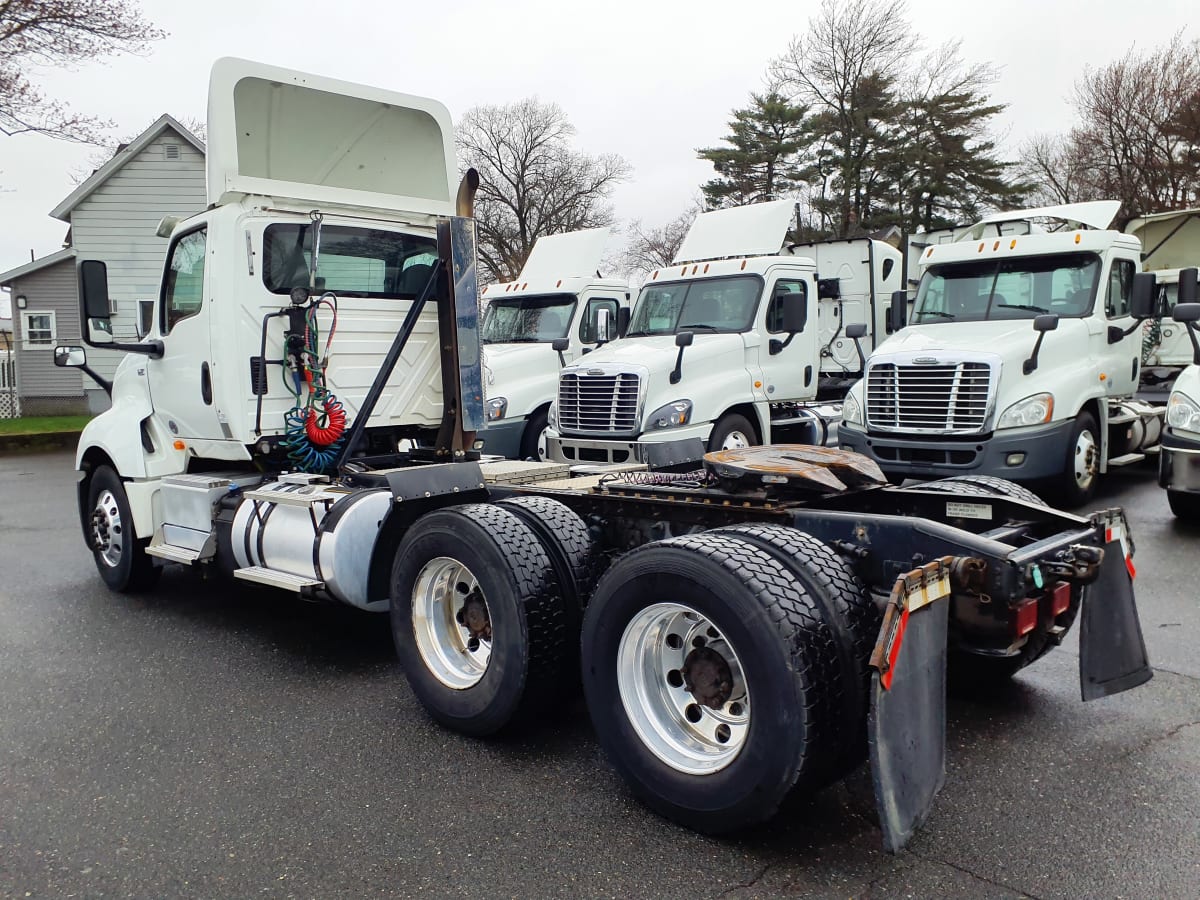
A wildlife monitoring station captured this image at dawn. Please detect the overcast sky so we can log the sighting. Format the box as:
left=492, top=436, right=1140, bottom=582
left=0, top=0, right=1196, bottom=281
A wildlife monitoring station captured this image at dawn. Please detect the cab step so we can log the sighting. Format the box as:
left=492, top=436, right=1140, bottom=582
left=1108, top=452, right=1146, bottom=467
left=233, top=565, right=324, bottom=595
left=146, top=527, right=211, bottom=564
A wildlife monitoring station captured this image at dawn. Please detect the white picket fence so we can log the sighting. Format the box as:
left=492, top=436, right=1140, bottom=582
left=0, top=350, right=20, bottom=418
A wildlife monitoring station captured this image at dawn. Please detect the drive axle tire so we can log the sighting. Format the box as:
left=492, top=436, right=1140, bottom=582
left=87, top=465, right=160, bottom=593
left=390, top=504, right=571, bottom=736
left=580, top=532, right=843, bottom=834
left=1167, top=490, right=1200, bottom=522
left=712, top=524, right=880, bottom=779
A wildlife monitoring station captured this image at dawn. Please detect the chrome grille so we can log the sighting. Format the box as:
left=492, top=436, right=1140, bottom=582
left=866, top=361, right=992, bottom=432
left=558, top=372, right=641, bottom=434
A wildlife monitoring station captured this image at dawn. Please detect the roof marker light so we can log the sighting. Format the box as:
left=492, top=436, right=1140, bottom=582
left=993, top=240, right=1000, bottom=251
left=680, top=266, right=688, bottom=276
left=692, top=264, right=699, bottom=275
left=652, top=270, right=659, bottom=280
left=522, top=282, right=528, bottom=289
left=703, top=263, right=710, bottom=273
left=1010, top=239, right=1017, bottom=249
left=740, top=260, right=747, bottom=270
left=1075, top=233, right=1081, bottom=244
left=978, top=242, right=985, bottom=253
left=556, top=279, right=562, bottom=288
left=925, top=248, right=933, bottom=257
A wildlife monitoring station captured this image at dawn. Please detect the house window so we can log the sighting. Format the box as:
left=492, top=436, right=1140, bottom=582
left=21, top=311, right=56, bottom=349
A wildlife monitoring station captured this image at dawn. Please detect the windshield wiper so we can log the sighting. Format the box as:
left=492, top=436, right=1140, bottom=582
left=996, top=303, right=1050, bottom=314
left=917, top=310, right=955, bottom=320
left=679, top=323, right=720, bottom=332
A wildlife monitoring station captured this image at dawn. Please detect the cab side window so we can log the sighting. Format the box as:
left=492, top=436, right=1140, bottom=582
left=766, top=279, right=808, bottom=333
left=579, top=297, right=619, bottom=343
left=162, top=228, right=208, bottom=334
left=1106, top=258, right=1134, bottom=319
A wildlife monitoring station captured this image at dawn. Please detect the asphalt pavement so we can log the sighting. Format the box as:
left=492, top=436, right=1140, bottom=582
left=1, top=451, right=1197, bottom=899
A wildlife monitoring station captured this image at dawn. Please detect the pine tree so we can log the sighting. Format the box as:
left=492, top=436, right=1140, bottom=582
left=697, top=92, right=811, bottom=209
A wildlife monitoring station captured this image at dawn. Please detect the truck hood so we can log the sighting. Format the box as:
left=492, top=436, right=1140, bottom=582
left=482, top=342, right=560, bottom=415
left=879, top=321, right=1053, bottom=358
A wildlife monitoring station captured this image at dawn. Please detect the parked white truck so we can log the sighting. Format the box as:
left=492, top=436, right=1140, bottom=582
left=55, top=59, right=1154, bottom=855
left=838, top=201, right=1178, bottom=505
left=479, top=228, right=629, bottom=460
left=1124, top=207, right=1200, bottom=398
left=546, top=200, right=903, bottom=465
left=1159, top=295, right=1200, bottom=520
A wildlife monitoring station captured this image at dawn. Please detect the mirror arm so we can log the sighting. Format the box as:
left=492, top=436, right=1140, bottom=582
left=556, top=348, right=566, bottom=368
left=769, top=332, right=796, bottom=355
left=101, top=339, right=164, bottom=359
left=670, top=345, right=687, bottom=385
left=852, top=336, right=866, bottom=370
left=1023, top=333, right=1047, bottom=375
left=80, top=364, right=113, bottom=396
left=1186, top=323, right=1200, bottom=366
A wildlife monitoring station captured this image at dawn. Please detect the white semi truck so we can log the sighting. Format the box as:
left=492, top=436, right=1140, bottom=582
left=545, top=200, right=903, bottom=466
left=838, top=202, right=1182, bottom=506
left=56, top=59, right=1153, bottom=854
left=478, top=228, right=629, bottom=460
left=1159, top=297, right=1200, bottom=521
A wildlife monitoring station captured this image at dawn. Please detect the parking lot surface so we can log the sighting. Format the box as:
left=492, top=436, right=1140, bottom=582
left=1, top=451, right=1197, bottom=898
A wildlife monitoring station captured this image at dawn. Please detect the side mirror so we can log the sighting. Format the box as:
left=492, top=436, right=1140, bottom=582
left=54, top=345, right=86, bottom=368
left=551, top=337, right=569, bottom=368
left=1033, top=314, right=1060, bottom=333
left=845, top=322, right=868, bottom=339
left=887, top=290, right=907, bottom=333
left=1172, top=302, right=1200, bottom=324
left=1130, top=272, right=1157, bottom=319
left=778, top=291, right=808, bottom=333
left=596, top=307, right=612, bottom=343
left=675, top=330, right=694, bottom=348
left=78, top=259, right=114, bottom=346
left=1178, top=267, right=1199, bottom=305
left=617, top=305, right=631, bottom=338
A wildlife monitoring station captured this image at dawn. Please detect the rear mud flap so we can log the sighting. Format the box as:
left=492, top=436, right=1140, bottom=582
left=1079, top=534, right=1152, bottom=701
left=868, top=560, right=952, bottom=853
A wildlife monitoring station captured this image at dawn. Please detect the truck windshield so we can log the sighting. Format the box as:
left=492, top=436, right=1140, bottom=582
left=913, top=253, right=1100, bottom=323
left=480, top=294, right=577, bottom=343
left=262, top=223, right=437, bottom=299
left=626, top=275, right=760, bottom=336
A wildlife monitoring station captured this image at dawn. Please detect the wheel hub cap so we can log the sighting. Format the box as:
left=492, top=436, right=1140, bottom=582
left=412, top=557, right=491, bottom=690
left=91, top=490, right=123, bottom=568
left=1074, top=430, right=1098, bottom=490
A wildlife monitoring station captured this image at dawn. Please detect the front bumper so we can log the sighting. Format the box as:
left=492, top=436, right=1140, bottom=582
left=548, top=422, right=713, bottom=465
left=837, top=419, right=1075, bottom=481
left=1158, top=429, right=1200, bottom=494
left=479, top=417, right=526, bottom=460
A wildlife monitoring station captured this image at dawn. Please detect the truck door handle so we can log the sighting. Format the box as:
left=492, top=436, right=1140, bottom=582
left=201, top=362, right=213, bottom=405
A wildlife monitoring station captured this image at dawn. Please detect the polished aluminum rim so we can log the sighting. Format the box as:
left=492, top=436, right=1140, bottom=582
left=91, top=489, right=124, bottom=569
left=617, top=602, right=750, bottom=775
left=411, top=557, right=491, bottom=689
left=1073, top=427, right=1098, bottom=492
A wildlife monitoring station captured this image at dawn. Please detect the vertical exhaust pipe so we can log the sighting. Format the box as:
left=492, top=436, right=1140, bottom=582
left=456, top=168, right=479, bottom=218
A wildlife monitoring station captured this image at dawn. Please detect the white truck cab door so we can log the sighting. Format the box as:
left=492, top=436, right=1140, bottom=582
left=1102, top=257, right=1141, bottom=395
left=146, top=226, right=223, bottom=441
left=755, top=275, right=820, bottom=403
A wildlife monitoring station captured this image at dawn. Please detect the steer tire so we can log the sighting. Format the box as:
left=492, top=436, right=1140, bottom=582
left=390, top=503, right=571, bottom=736
left=1168, top=490, right=1200, bottom=522
left=496, top=495, right=602, bottom=690
left=707, top=413, right=758, bottom=452
left=711, top=524, right=880, bottom=780
left=519, top=407, right=551, bottom=461
left=916, top=475, right=1046, bottom=506
left=87, top=465, right=160, bottom=593
left=580, top=532, right=843, bottom=834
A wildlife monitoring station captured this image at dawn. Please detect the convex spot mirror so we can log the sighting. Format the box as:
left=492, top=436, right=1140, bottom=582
left=1130, top=272, right=1157, bottom=319
left=845, top=323, right=868, bottom=339
left=596, top=307, right=612, bottom=343
left=675, top=331, right=694, bottom=348
left=54, top=345, right=86, bottom=368
left=1173, top=302, right=1200, bottom=324
left=551, top=338, right=570, bottom=353
left=888, top=290, right=907, bottom=333
left=1034, top=314, right=1060, bottom=332
left=1177, top=267, right=1199, bottom=306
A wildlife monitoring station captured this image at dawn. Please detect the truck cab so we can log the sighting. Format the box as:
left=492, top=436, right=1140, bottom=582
left=546, top=200, right=900, bottom=466
left=60, top=58, right=464, bottom=579
left=478, top=228, right=629, bottom=460
left=839, top=201, right=1163, bottom=505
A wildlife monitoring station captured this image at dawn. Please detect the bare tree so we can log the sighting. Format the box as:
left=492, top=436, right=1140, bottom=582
left=1015, top=133, right=1096, bottom=206
left=624, top=197, right=704, bottom=275
left=0, top=0, right=164, bottom=144
left=456, top=98, right=631, bottom=283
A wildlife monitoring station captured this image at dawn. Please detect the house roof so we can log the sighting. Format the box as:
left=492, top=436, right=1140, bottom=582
left=0, top=248, right=77, bottom=287
left=49, top=114, right=206, bottom=222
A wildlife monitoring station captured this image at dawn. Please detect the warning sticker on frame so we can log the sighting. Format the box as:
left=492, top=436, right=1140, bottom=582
left=946, top=501, right=992, bottom=520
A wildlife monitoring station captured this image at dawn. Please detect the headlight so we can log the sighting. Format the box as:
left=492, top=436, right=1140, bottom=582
left=547, top=400, right=558, bottom=430
left=842, top=391, right=863, bottom=426
left=1167, top=391, right=1200, bottom=433
left=645, top=399, right=693, bottom=430
left=486, top=397, right=508, bottom=421
left=998, top=393, right=1054, bottom=429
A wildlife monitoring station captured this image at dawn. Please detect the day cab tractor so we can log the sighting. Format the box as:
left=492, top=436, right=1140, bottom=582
left=57, top=58, right=1153, bottom=853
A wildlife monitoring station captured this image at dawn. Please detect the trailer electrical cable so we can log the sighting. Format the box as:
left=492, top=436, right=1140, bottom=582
left=281, top=292, right=348, bottom=474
